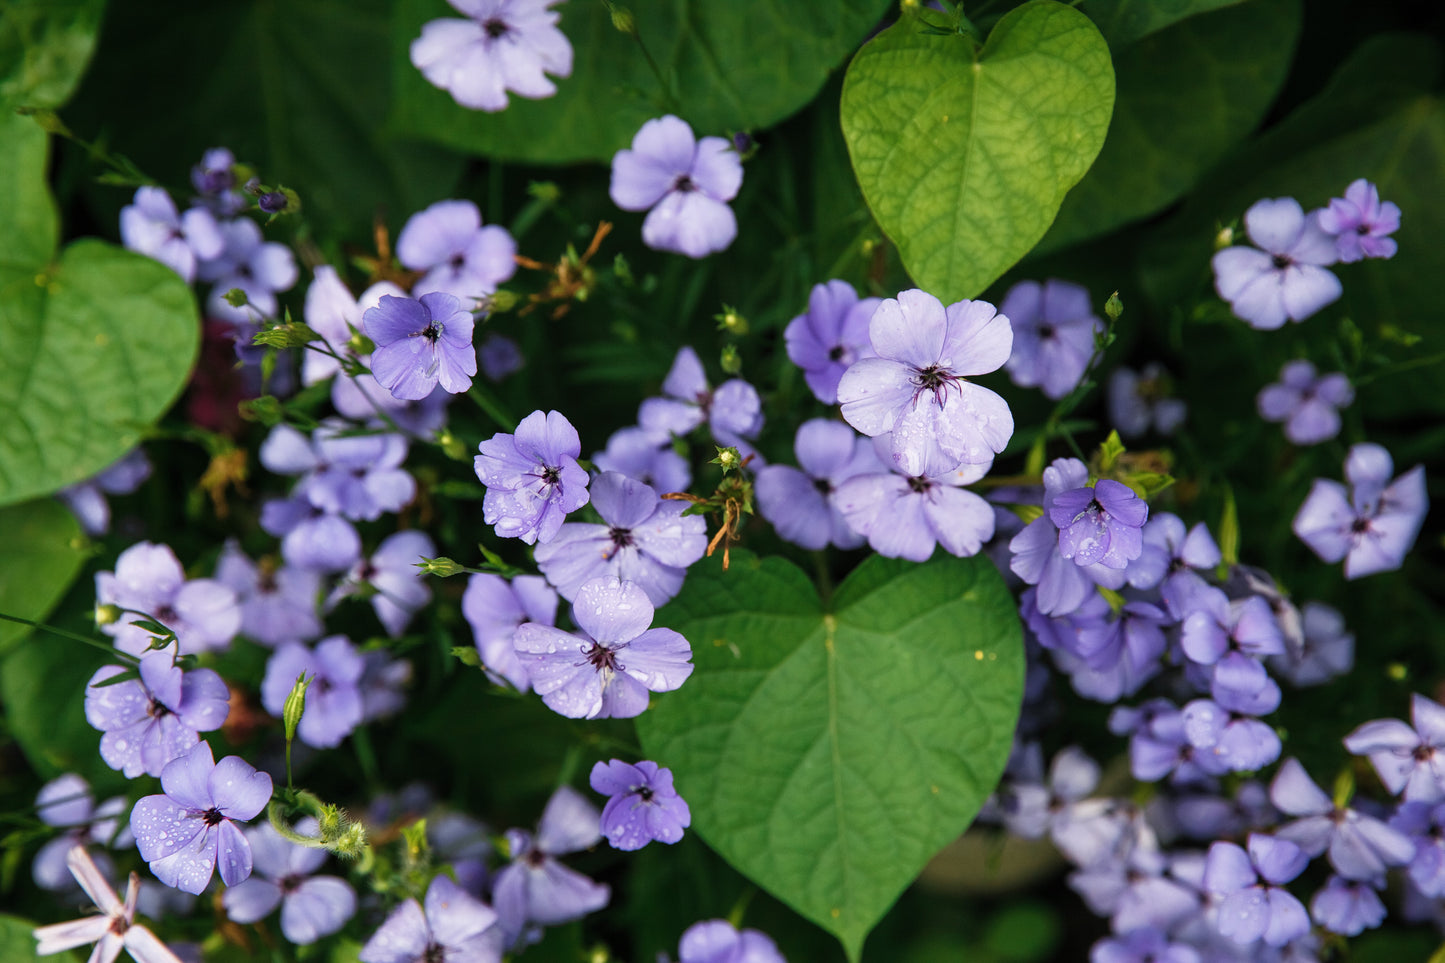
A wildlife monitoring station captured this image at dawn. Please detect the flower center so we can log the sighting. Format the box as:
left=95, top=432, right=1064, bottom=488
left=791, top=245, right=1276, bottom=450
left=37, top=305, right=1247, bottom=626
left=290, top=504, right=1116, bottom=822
left=483, top=17, right=509, bottom=39
left=813, top=477, right=833, bottom=495
left=610, top=527, right=634, bottom=549
left=279, top=872, right=304, bottom=894
left=637, top=785, right=655, bottom=802
left=584, top=641, right=619, bottom=673
left=423, top=323, right=441, bottom=344
left=541, top=466, right=560, bottom=485
left=1038, top=323, right=1056, bottom=341
left=1271, top=253, right=1293, bottom=270
left=909, top=364, right=962, bottom=408
left=202, top=807, right=225, bottom=827
left=828, top=345, right=847, bottom=362
left=424, top=943, right=448, bottom=963
left=672, top=174, right=695, bottom=193
left=906, top=476, right=933, bottom=494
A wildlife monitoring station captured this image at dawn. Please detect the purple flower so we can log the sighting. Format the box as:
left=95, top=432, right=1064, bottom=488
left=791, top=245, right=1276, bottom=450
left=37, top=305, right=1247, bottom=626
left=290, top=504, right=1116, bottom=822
left=1000, top=279, right=1103, bottom=400
left=1181, top=686, right=1282, bottom=775
left=589, top=759, right=691, bottom=851
left=261, top=637, right=365, bottom=749
left=1310, top=875, right=1386, bottom=936
left=1318, top=178, right=1400, bottom=262
left=222, top=818, right=356, bottom=945
left=610, top=115, right=743, bottom=259
left=363, top=293, right=478, bottom=400
left=1270, top=757, right=1416, bottom=879
left=410, top=0, right=573, bottom=112
left=359, top=874, right=500, bottom=963
left=755, top=419, right=880, bottom=551
left=833, top=440, right=997, bottom=562
left=191, top=147, right=246, bottom=216
left=33, top=846, right=184, bottom=963
left=301, top=265, right=406, bottom=386
left=514, top=576, right=693, bottom=719
left=479, top=333, right=523, bottom=381
left=329, top=530, right=436, bottom=637
left=32, top=774, right=127, bottom=893
left=1062, top=600, right=1169, bottom=704
left=130, top=742, right=273, bottom=894
left=359, top=649, right=412, bottom=723
left=96, top=541, right=241, bottom=656
left=86, top=652, right=230, bottom=779
left=396, top=199, right=517, bottom=301
left=1202, top=834, right=1311, bottom=946
left=1090, top=927, right=1199, bottom=963
left=1179, top=587, right=1284, bottom=694
left=593, top=426, right=692, bottom=494
left=1293, top=442, right=1428, bottom=579
left=1268, top=601, right=1354, bottom=687
left=198, top=217, right=298, bottom=324
left=1344, top=693, right=1445, bottom=803
left=1129, top=512, right=1219, bottom=615
left=1212, top=197, right=1342, bottom=330
left=1391, top=801, right=1445, bottom=896
left=1108, top=363, right=1186, bottom=439
left=783, top=280, right=880, bottom=404
left=1008, top=459, right=1128, bottom=617
left=1257, top=360, right=1354, bottom=445
left=837, top=289, right=1014, bottom=476
left=462, top=573, right=557, bottom=692
left=636, top=348, right=763, bottom=452
left=214, top=540, right=323, bottom=647
left=58, top=447, right=153, bottom=537
left=1048, top=479, right=1148, bottom=570
left=260, top=497, right=363, bottom=573
left=493, top=786, right=608, bottom=944
left=474, top=409, right=590, bottom=544
left=534, top=472, right=707, bottom=606
left=260, top=421, right=416, bottom=522
left=677, top=919, right=785, bottom=963
left=119, top=187, right=223, bottom=282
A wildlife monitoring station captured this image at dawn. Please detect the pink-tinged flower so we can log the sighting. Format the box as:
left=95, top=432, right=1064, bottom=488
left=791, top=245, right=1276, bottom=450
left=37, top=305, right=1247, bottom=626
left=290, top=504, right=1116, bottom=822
left=1212, top=197, right=1342, bottom=330
left=611, top=115, right=744, bottom=259
left=1318, top=178, right=1400, bottom=262
left=33, top=846, right=184, bottom=963
left=410, top=0, right=573, bottom=112
left=837, top=288, right=1014, bottom=477
left=1293, top=442, right=1428, bottom=579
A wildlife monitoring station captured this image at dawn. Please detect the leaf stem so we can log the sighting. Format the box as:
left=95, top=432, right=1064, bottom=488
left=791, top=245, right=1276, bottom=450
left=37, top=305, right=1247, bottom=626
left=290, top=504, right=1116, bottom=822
left=0, top=612, right=137, bottom=665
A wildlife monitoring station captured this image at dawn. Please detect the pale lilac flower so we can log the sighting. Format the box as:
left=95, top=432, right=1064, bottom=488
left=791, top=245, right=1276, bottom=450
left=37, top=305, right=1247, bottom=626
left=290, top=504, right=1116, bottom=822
left=534, top=472, right=707, bottom=605
left=190, top=147, right=246, bottom=216
left=1000, top=279, right=1103, bottom=400
left=198, top=217, right=298, bottom=324
left=32, top=774, right=127, bottom=893
left=677, top=919, right=785, bottom=963
left=1344, top=693, right=1445, bottom=803
left=1008, top=459, right=1128, bottom=617
left=1128, top=512, right=1219, bottom=614
left=475, top=409, right=590, bottom=544
left=1179, top=587, right=1284, bottom=696
left=1108, top=363, right=1186, bottom=439
left=86, top=653, right=230, bottom=779
left=58, top=448, right=153, bottom=536
left=593, top=426, right=691, bottom=494
left=1270, top=757, right=1416, bottom=879
left=259, top=497, right=363, bottom=573
left=1318, top=178, right=1400, bottom=262
left=301, top=265, right=405, bottom=385
left=479, top=333, right=523, bottom=380
left=410, top=0, right=573, bottom=113
left=1202, top=834, right=1311, bottom=947
left=260, top=421, right=416, bottom=522
left=756, top=419, right=879, bottom=551
left=1090, top=927, right=1199, bottom=963
left=1212, top=197, right=1342, bottom=330
left=364, top=293, right=478, bottom=400
left=514, top=576, right=693, bottom=719
left=636, top=347, right=764, bottom=452
left=837, top=289, right=1014, bottom=476
left=610, top=115, right=743, bottom=258
left=492, top=786, right=608, bottom=945
left=783, top=280, right=880, bottom=404
left=131, top=742, right=273, bottom=894
left=329, top=530, right=436, bottom=637
left=359, top=873, right=501, bottom=963
left=33, top=846, right=184, bottom=963
left=589, top=759, right=691, bottom=851
left=222, top=818, right=356, bottom=945
left=1293, top=442, right=1428, bottom=579
left=214, top=540, right=322, bottom=646
left=1391, top=801, right=1445, bottom=896
left=396, top=199, right=517, bottom=301
left=1257, top=360, right=1354, bottom=445
left=96, top=541, right=241, bottom=656
left=1310, top=875, right=1386, bottom=936
left=332, top=372, right=452, bottom=436
left=119, top=187, right=223, bottom=283
left=1269, top=601, right=1354, bottom=687
left=359, top=649, right=413, bottom=722
left=1049, top=480, right=1148, bottom=570
left=1181, top=684, right=1282, bottom=775
left=462, top=573, right=557, bottom=692
left=261, top=637, right=365, bottom=749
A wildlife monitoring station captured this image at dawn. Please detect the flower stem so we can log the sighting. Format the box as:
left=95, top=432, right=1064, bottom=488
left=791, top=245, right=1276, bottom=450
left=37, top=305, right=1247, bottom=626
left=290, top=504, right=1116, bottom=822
left=0, top=612, right=138, bottom=665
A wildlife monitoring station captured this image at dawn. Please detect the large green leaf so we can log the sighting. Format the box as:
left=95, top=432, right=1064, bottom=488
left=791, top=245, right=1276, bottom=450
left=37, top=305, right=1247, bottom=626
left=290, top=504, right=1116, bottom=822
left=841, top=1, right=1114, bottom=302
left=637, top=552, right=1024, bottom=961
left=0, top=620, right=110, bottom=783
left=0, top=0, right=106, bottom=112
left=390, top=0, right=892, bottom=163
left=1082, top=0, right=1244, bottom=48
left=66, top=0, right=463, bottom=240
left=1036, top=0, right=1299, bottom=254
left=0, top=915, right=79, bottom=962
left=0, top=112, right=197, bottom=506
left=0, top=499, right=87, bottom=655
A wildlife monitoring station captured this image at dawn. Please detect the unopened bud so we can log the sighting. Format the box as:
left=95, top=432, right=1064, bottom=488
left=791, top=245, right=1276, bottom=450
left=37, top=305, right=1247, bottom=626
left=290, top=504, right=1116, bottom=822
left=1214, top=224, right=1235, bottom=251
left=437, top=429, right=470, bottom=461
left=485, top=289, right=520, bottom=314
left=418, top=556, right=465, bottom=577
left=713, top=446, right=741, bottom=473
left=1104, top=291, right=1123, bottom=322
left=282, top=672, right=313, bottom=745
left=333, top=822, right=368, bottom=859
left=253, top=322, right=320, bottom=349
left=223, top=287, right=250, bottom=308
left=238, top=395, right=284, bottom=426
left=609, top=3, right=636, bottom=35
left=346, top=332, right=375, bottom=356
left=94, top=603, right=122, bottom=626
left=720, top=344, right=742, bottom=376
left=715, top=305, right=748, bottom=335
left=527, top=181, right=561, bottom=203
left=451, top=646, right=483, bottom=667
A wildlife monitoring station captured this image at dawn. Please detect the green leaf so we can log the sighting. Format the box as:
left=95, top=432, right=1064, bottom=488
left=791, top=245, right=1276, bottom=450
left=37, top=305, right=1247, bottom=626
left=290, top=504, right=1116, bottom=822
left=66, top=0, right=463, bottom=239
left=637, top=551, right=1024, bottom=961
left=0, top=622, right=110, bottom=783
left=391, top=0, right=892, bottom=163
left=0, top=499, right=87, bottom=655
left=1083, top=0, right=1244, bottom=48
left=1036, top=0, right=1299, bottom=254
left=0, top=0, right=106, bottom=112
left=0, top=112, right=58, bottom=269
left=0, top=915, right=80, bottom=962
left=841, top=1, right=1114, bottom=302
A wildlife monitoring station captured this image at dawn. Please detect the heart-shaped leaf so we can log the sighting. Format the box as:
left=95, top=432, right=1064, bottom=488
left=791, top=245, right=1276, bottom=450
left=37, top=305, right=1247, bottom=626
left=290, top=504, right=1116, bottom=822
left=840, top=0, right=1114, bottom=301
left=636, top=551, right=1023, bottom=961
left=0, top=113, right=198, bottom=507
left=0, top=0, right=106, bottom=112
left=0, top=498, right=86, bottom=655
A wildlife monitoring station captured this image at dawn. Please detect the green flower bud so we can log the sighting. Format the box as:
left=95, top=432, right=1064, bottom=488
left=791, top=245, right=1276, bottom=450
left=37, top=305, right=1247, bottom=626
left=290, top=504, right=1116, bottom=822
left=223, top=287, right=250, bottom=308
left=282, top=672, right=313, bottom=746
left=417, top=556, right=464, bottom=577
left=720, top=344, right=742, bottom=376
left=238, top=395, right=285, bottom=427
left=94, top=603, right=122, bottom=626
left=1104, top=291, right=1123, bottom=322
left=609, top=3, right=636, bottom=35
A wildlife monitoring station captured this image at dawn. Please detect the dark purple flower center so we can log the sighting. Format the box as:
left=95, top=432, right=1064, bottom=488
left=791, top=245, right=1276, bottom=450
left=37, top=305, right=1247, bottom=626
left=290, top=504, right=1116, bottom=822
left=424, top=943, right=448, bottom=963
left=583, top=641, right=620, bottom=673
left=483, top=17, right=510, bottom=39
left=1271, top=253, right=1293, bottom=270
left=827, top=345, right=847, bottom=362
left=202, top=807, right=225, bottom=827
left=524, top=848, right=547, bottom=868
left=155, top=604, right=178, bottom=623
left=636, top=784, right=655, bottom=802
left=422, top=323, right=441, bottom=344
left=1357, top=224, right=1370, bottom=235
left=610, top=527, right=634, bottom=549
left=541, top=466, right=561, bottom=485
left=449, top=253, right=466, bottom=271
left=109, top=915, right=130, bottom=936
left=672, top=174, right=696, bottom=193
left=1038, top=323, right=1057, bottom=341
left=910, top=364, right=962, bottom=409
left=906, top=476, right=933, bottom=494
left=1416, top=745, right=1436, bottom=763
left=147, top=698, right=173, bottom=720
left=279, top=872, right=304, bottom=894
left=1350, top=517, right=1371, bottom=535
left=813, top=477, right=833, bottom=495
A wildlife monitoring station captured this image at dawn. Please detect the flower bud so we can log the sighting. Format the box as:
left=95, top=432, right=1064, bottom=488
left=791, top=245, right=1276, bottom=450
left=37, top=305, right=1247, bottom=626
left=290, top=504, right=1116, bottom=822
left=417, top=556, right=464, bottom=577
left=715, top=305, right=748, bottom=335
left=238, top=395, right=285, bottom=427
left=1104, top=291, right=1123, bottom=322
left=720, top=344, right=742, bottom=376
left=712, top=446, right=741, bottom=473
left=94, top=603, right=122, bottom=626
left=223, top=287, right=250, bottom=308
left=609, top=3, right=636, bottom=35
left=282, top=672, right=313, bottom=746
